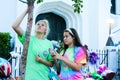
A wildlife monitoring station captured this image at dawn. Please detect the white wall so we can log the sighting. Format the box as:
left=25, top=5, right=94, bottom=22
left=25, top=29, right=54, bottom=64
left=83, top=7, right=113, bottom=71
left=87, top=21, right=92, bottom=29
left=111, top=15, right=120, bottom=46
left=82, top=0, right=99, bottom=49
left=98, top=0, right=111, bottom=49
left=0, top=0, right=28, bottom=48
left=116, top=0, right=120, bottom=15
left=0, top=0, right=17, bottom=36
left=82, top=0, right=111, bottom=49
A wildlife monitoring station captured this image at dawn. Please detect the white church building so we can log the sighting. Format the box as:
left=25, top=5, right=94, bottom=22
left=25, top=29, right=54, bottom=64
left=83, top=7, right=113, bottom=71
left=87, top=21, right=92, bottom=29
left=0, top=0, right=120, bottom=79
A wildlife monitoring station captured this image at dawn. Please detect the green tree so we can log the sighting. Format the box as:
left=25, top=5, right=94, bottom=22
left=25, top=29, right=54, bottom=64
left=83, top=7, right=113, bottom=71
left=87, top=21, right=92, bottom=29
left=0, top=32, right=11, bottom=59
left=19, top=0, right=83, bottom=79
left=37, top=0, right=83, bottom=13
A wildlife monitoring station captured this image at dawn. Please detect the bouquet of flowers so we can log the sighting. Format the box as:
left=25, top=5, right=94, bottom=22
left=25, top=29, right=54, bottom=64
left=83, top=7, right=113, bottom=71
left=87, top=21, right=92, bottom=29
left=97, top=64, right=115, bottom=80
left=89, top=52, right=99, bottom=65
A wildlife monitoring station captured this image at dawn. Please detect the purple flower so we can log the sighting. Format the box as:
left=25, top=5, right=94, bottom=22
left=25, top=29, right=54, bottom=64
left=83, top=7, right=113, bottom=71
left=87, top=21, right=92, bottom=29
left=89, top=52, right=99, bottom=64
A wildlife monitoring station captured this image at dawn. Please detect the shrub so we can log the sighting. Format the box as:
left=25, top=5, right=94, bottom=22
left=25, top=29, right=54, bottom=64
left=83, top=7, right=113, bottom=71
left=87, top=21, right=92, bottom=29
left=0, top=32, right=11, bottom=59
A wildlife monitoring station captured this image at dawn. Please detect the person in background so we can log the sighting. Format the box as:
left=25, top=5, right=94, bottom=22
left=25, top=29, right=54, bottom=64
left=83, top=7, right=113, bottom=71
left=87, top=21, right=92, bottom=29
left=12, top=7, right=54, bottom=80
left=51, top=28, right=88, bottom=80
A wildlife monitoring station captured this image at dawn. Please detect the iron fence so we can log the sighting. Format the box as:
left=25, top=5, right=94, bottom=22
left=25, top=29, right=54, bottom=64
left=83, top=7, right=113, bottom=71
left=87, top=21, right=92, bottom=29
left=10, top=47, right=110, bottom=79
left=88, top=49, right=108, bottom=67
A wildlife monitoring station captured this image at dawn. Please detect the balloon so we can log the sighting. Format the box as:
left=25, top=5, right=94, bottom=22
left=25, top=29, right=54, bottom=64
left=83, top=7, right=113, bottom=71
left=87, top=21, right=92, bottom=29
left=97, top=64, right=107, bottom=74
left=0, top=58, right=11, bottom=77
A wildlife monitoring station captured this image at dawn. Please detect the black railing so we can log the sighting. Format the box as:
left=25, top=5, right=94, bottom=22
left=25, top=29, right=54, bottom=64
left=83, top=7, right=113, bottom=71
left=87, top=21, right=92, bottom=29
left=10, top=47, right=120, bottom=80
left=12, top=47, right=109, bottom=67
left=88, top=49, right=109, bottom=67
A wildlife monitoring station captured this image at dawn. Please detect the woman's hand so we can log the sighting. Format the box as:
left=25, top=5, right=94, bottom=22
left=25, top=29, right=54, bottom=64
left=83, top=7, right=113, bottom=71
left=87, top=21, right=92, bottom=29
left=49, top=48, right=56, bottom=57
left=35, top=55, right=42, bottom=62
left=35, top=54, right=54, bottom=67
left=52, top=52, right=63, bottom=60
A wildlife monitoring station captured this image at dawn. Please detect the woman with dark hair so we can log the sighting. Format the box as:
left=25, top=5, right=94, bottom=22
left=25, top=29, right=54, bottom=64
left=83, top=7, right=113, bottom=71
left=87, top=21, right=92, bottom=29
left=51, top=28, right=88, bottom=80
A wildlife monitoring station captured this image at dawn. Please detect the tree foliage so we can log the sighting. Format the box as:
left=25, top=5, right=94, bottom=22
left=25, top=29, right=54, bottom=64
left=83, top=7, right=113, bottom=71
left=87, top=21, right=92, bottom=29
left=72, top=0, right=83, bottom=13
left=20, top=0, right=83, bottom=13
left=36, top=0, right=83, bottom=13
left=0, top=32, right=11, bottom=59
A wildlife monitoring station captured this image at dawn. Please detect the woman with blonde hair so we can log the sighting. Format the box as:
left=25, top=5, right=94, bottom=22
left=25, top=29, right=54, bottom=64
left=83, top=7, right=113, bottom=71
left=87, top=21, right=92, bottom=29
left=12, top=7, right=54, bottom=80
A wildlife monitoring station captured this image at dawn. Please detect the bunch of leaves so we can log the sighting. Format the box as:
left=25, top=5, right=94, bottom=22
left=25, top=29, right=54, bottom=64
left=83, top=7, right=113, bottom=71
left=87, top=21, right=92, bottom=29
left=20, top=0, right=83, bottom=13
left=36, top=0, right=43, bottom=4
left=72, top=0, right=83, bottom=13
left=0, top=32, right=11, bottom=59
left=36, top=0, right=83, bottom=13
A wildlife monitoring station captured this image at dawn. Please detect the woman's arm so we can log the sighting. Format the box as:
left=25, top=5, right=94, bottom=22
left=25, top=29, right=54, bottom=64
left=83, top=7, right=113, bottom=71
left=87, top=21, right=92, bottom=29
left=53, top=53, right=83, bottom=71
left=35, top=55, right=54, bottom=67
left=12, top=8, right=29, bottom=36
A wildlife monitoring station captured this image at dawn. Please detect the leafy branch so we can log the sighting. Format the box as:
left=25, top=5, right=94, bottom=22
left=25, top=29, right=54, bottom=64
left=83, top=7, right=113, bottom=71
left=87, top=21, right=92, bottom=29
left=72, top=0, right=83, bottom=13
left=19, top=0, right=83, bottom=13
left=36, top=0, right=83, bottom=13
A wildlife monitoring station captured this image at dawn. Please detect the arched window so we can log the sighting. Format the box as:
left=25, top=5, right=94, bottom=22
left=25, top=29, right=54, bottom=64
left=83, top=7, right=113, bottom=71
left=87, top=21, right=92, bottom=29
left=110, top=0, right=116, bottom=14
left=110, top=0, right=120, bottom=15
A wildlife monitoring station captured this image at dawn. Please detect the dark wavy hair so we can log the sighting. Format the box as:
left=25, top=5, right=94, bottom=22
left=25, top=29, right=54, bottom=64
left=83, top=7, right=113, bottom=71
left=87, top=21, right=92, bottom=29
left=63, top=28, right=82, bottom=51
left=63, top=28, right=88, bottom=62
